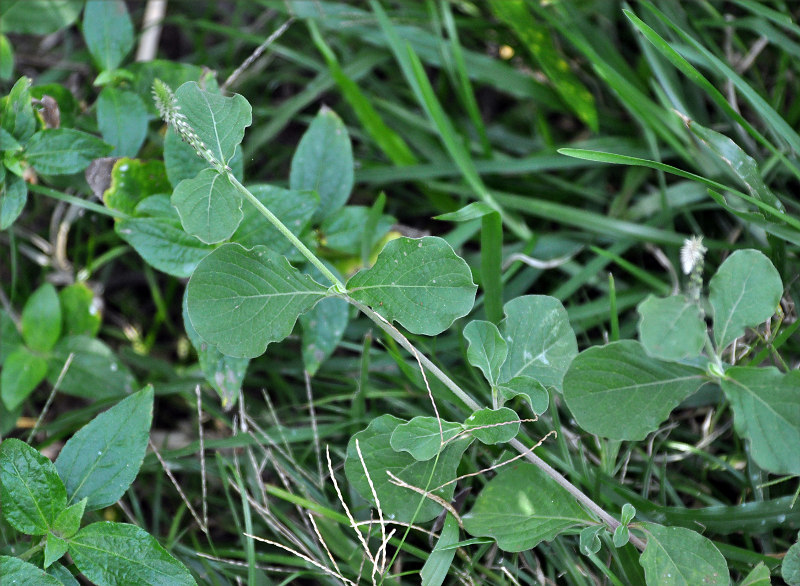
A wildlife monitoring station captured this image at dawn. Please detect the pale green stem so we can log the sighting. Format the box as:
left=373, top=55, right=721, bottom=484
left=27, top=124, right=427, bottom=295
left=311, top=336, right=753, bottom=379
left=227, top=174, right=346, bottom=293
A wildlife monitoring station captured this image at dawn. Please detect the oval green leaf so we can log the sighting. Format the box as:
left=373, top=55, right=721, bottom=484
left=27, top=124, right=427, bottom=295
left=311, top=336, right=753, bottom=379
left=290, top=106, right=353, bottom=220
left=300, top=295, right=349, bottom=377
left=390, top=416, right=465, bottom=461
left=232, top=184, right=319, bottom=254
left=562, top=340, right=704, bottom=440
left=0, top=438, right=67, bottom=535
left=639, top=523, right=730, bottom=585
left=55, top=386, right=153, bottom=510
left=174, top=81, right=251, bottom=166
left=721, top=367, right=800, bottom=475
left=47, top=335, right=136, bottom=400
left=1, top=172, right=27, bottom=229
left=498, top=295, right=577, bottom=392
left=21, top=283, right=61, bottom=352
left=637, top=295, right=706, bottom=361
left=83, top=0, right=134, bottom=71
left=464, top=407, right=520, bottom=445
left=172, top=168, right=243, bottom=244
left=59, top=283, right=101, bottom=337
left=347, top=236, right=477, bottom=336
left=709, top=249, right=782, bottom=351
left=102, top=158, right=171, bottom=215
left=345, top=414, right=470, bottom=523
left=96, top=87, right=147, bottom=158
left=186, top=243, right=328, bottom=358
left=462, top=462, right=592, bottom=552
left=1, top=76, right=35, bottom=142
left=25, top=129, right=112, bottom=175
left=69, top=522, right=196, bottom=586
left=0, top=556, right=63, bottom=585
left=1, top=347, right=48, bottom=410
left=182, top=289, right=248, bottom=410
left=464, top=320, right=507, bottom=385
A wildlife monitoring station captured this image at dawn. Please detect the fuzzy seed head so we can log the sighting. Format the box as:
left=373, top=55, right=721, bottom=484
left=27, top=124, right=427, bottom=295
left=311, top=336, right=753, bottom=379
left=151, top=79, right=225, bottom=173
left=680, top=235, right=707, bottom=275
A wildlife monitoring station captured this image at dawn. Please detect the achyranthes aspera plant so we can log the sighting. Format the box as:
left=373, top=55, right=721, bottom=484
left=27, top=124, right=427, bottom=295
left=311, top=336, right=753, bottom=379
left=137, top=79, right=795, bottom=583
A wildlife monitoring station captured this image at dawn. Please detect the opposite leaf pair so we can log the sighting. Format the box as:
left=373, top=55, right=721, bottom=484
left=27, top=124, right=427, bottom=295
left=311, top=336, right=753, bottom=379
left=0, top=387, right=196, bottom=585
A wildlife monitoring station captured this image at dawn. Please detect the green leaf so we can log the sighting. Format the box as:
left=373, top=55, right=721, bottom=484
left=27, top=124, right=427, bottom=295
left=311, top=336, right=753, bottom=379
left=740, top=562, right=771, bottom=586
left=637, top=295, right=706, bottom=361
left=639, top=523, right=730, bottom=585
left=59, top=283, right=101, bottom=337
left=25, top=129, right=113, bottom=175
left=0, top=556, right=62, bottom=585
left=117, top=217, right=213, bottom=278
left=462, top=462, right=592, bottom=552
left=0, top=0, right=83, bottom=35
left=52, top=497, right=87, bottom=538
left=319, top=205, right=394, bottom=256
left=421, top=514, right=459, bottom=586
left=562, top=340, right=704, bottom=440
left=498, top=295, right=578, bottom=392
left=96, top=87, right=147, bottom=157
left=103, top=158, right=172, bottom=215
left=172, top=168, right=243, bottom=244
left=709, top=250, right=782, bottom=352
left=1, top=76, right=35, bottom=142
left=232, top=185, right=319, bottom=254
left=46, top=562, right=79, bottom=586
left=0, top=347, right=48, bottom=409
left=389, top=416, right=465, bottom=461
left=290, top=106, right=354, bottom=221
left=68, top=522, right=196, bottom=586
left=186, top=243, right=328, bottom=358
left=497, top=375, right=549, bottom=415
left=182, top=289, right=248, bottom=410
left=0, top=127, right=21, bottom=152
left=116, top=195, right=213, bottom=278
left=0, top=34, right=14, bottom=80
left=163, top=127, right=210, bottom=187
left=55, top=386, right=154, bottom=510
left=345, top=414, right=471, bottom=523
left=579, top=525, right=605, bottom=555
left=720, top=367, right=800, bottom=475
left=47, top=336, right=136, bottom=400
left=621, top=503, right=636, bottom=525
left=464, top=407, right=520, bottom=445
left=488, top=0, right=597, bottom=131
left=82, top=0, right=134, bottom=71
left=174, top=81, right=251, bottom=166
left=613, top=524, right=630, bottom=547
left=300, top=296, right=349, bottom=377
left=784, top=538, right=800, bottom=586
left=0, top=438, right=67, bottom=535
left=0, top=309, right=22, bottom=362
left=21, top=283, right=61, bottom=352
left=1, top=171, right=27, bottom=229
left=45, top=533, right=69, bottom=569
left=347, top=236, right=477, bottom=336
left=463, top=320, right=507, bottom=385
